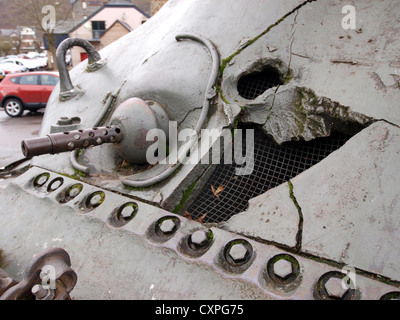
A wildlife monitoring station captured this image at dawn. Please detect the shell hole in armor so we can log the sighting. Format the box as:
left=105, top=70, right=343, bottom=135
left=187, top=124, right=352, bottom=223
left=237, top=66, right=284, bottom=100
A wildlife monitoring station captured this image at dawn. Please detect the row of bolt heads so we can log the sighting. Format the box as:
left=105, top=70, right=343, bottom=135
left=33, top=174, right=398, bottom=300
left=157, top=219, right=363, bottom=300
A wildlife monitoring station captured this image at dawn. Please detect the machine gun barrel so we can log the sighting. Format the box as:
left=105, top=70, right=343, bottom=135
left=21, top=126, right=123, bottom=158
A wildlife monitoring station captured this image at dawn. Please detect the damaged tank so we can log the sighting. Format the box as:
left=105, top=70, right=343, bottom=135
left=0, top=0, right=400, bottom=300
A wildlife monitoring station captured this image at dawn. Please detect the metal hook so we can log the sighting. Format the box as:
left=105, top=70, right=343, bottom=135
left=56, top=38, right=107, bottom=101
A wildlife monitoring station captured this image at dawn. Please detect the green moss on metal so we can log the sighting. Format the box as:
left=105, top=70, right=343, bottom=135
left=206, top=229, right=214, bottom=242
left=173, top=180, right=198, bottom=214
left=216, top=85, right=230, bottom=105
left=73, top=168, right=87, bottom=178
left=123, top=184, right=156, bottom=192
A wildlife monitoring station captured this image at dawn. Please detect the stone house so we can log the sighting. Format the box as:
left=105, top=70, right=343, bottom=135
left=67, top=3, right=149, bottom=66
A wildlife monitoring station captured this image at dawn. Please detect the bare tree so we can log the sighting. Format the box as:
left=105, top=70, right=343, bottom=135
left=0, top=36, right=14, bottom=56
left=10, top=0, right=72, bottom=70
left=11, top=34, right=22, bottom=54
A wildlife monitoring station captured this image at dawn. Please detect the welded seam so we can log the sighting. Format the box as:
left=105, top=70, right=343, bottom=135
left=242, top=232, right=400, bottom=288
left=288, top=180, right=303, bottom=252
left=286, top=9, right=298, bottom=80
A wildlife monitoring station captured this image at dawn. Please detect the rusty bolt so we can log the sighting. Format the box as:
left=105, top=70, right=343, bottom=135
left=119, top=203, right=138, bottom=220
left=159, top=219, right=176, bottom=234
left=36, top=175, right=48, bottom=186
left=69, top=185, right=81, bottom=198
left=273, top=258, right=294, bottom=280
left=89, top=192, right=104, bottom=207
left=31, top=284, right=55, bottom=300
left=154, top=216, right=180, bottom=240
left=267, top=254, right=300, bottom=285
left=324, top=276, right=347, bottom=299
left=57, top=117, right=73, bottom=125
left=48, top=178, right=63, bottom=191
left=120, top=206, right=134, bottom=219
left=316, top=271, right=356, bottom=300
left=228, top=243, right=249, bottom=263
left=190, top=230, right=207, bottom=246
left=189, top=230, right=210, bottom=249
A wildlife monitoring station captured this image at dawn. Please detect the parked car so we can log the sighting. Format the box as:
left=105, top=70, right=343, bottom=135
left=0, top=71, right=59, bottom=117
left=0, top=62, right=28, bottom=74
left=23, top=52, right=48, bottom=69
left=2, top=58, right=43, bottom=72
left=39, top=51, right=53, bottom=67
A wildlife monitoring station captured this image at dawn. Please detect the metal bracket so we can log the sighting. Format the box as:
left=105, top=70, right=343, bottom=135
left=56, top=38, right=107, bottom=101
left=0, top=248, right=77, bottom=300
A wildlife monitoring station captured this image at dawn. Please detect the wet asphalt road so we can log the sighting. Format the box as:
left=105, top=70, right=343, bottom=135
left=0, top=108, right=44, bottom=167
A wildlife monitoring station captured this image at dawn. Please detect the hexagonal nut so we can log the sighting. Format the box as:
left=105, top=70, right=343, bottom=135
left=273, top=258, right=294, bottom=280
left=120, top=206, right=134, bottom=219
left=119, top=203, right=137, bottom=220
left=159, top=219, right=176, bottom=234
left=228, top=243, right=249, bottom=263
left=190, top=230, right=208, bottom=247
left=324, top=276, right=347, bottom=299
left=31, top=284, right=55, bottom=300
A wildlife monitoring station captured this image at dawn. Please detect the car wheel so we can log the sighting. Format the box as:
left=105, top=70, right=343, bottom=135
left=4, top=98, right=24, bottom=117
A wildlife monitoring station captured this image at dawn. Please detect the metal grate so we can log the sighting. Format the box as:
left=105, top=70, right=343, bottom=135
left=187, top=124, right=352, bottom=223
left=237, top=66, right=283, bottom=100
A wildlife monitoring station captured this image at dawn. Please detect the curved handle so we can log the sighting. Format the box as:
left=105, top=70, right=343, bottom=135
left=56, top=38, right=106, bottom=101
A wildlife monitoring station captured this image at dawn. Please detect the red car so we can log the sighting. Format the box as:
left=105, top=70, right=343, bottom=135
left=0, top=71, right=59, bottom=117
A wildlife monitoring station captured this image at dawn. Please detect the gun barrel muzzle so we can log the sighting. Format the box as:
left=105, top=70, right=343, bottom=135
left=21, top=126, right=123, bottom=158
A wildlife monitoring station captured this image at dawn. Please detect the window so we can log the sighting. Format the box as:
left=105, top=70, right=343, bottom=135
left=91, top=21, right=106, bottom=39
left=10, top=77, right=20, bottom=84
left=82, top=1, right=87, bottom=9
left=40, top=75, right=59, bottom=86
left=19, top=75, right=38, bottom=85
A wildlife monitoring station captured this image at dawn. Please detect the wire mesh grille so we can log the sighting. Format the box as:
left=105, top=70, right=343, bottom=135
left=187, top=124, right=352, bottom=223
left=237, top=66, right=283, bottom=100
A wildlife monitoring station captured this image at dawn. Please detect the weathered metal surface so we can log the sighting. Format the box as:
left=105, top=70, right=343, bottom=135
left=0, top=0, right=399, bottom=299
left=0, top=167, right=398, bottom=299
left=224, top=121, right=400, bottom=283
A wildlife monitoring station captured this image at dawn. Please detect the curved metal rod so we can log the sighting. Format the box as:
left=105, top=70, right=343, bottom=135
left=123, top=33, right=220, bottom=188
left=56, top=38, right=106, bottom=101
left=70, top=149, right=90, bottom=174
left=69, top=93, right=116, bottom=174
